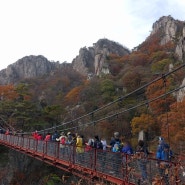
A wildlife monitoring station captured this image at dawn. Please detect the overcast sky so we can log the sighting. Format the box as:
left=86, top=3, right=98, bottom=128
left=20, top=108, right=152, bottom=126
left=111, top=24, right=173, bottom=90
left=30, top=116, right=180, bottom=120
left=0, top=0, right=185, bottom=70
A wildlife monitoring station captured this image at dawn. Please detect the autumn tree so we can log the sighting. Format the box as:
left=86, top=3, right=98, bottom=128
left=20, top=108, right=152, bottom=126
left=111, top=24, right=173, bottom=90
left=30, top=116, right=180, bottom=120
left=145, top=79, right=175, bottom=115
left=64, top=86, right=82, bottom=106
left=122, top=70, right=143, bottom=92
left=128, top=51, right=149, bottom=66
left=0, top=84, right=18, bottom=100
left=131, top=113, right=156, bottom=137
left=0, top=85, right=18, bottom=130
left=160, top=99, right=185, bottom=153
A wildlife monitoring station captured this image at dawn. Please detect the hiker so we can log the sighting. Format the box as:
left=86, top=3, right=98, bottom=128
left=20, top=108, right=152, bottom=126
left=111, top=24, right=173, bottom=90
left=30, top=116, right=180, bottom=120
left=51, top=130, right=59, bottom=142
left=136, top=140, right=149, bottom=184
left=56, top=132, right=67, bottom=157
left=76, top=134, right=84, bottom=163
left=156, top=137, right=173, bottom=185
left=109, top=132, right=122, bottom=175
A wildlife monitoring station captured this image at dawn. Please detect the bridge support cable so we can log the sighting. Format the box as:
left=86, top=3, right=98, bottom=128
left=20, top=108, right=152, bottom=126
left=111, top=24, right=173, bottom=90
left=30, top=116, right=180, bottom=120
left=19, top=63, right=185, bottom=136
left=58, top=83, right=185, bottom=135
left=162, top=75, right=170, bottom=146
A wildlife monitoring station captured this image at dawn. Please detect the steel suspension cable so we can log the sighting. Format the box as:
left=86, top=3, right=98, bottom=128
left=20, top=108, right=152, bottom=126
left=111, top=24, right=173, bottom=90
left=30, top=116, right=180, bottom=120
left=41, top=83, right=185, bottom=134
left=22, top=63, right=185, bottom=135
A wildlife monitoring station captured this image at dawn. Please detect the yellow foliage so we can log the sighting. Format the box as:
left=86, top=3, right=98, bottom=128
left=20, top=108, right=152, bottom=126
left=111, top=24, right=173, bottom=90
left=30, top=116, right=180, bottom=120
left=131, top=113, right=155, bottom=136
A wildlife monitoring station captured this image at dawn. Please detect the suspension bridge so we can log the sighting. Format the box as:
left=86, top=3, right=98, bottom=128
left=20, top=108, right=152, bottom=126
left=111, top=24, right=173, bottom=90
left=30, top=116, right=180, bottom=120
left=0, top=64, right=185, bottom=184
left=0, top=133, right=185, bottom=184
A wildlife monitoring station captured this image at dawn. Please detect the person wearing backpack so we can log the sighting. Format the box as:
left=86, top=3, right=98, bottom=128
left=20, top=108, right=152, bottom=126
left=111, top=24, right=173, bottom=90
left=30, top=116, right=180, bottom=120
left=85, top=137, right=94, bottom=152
left=66, top=132, right=73, bottom=145
left=51, top=130, right=59, bottom=142
left=156, top=137, right=173, bottom=185
left=122, top=140, right=133, bottom=154
left=110, top=132, right=122, bottom=152
left=100, top=137, right=107, bottom=171
left=93, top=135, right=105, bottom=171
left=109, top=132, right=122, bottom=175
left=94, top=135, right=103, bottom=150
left=56, top=132, right=67, bottom=157
left=136, top=140, right=149, bottom=184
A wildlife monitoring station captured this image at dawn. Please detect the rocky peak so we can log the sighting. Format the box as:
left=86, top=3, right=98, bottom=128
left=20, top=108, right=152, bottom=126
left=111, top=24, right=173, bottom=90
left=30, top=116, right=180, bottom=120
left=151, top=15, right=185, bottom=61
left=72, top=38, right=130, bottom=76
left=0, top=55, right=63, bottom=85
left=72, top=47, right=95, bottom=76
left=94, top=38, right=129, bottom=56
left=151, top=16, right=177, bottom=44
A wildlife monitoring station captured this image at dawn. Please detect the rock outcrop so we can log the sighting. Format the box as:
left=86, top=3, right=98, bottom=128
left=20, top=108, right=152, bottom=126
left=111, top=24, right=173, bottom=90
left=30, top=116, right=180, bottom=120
left=0, top=39, right=130, bottom=85
left=150, top=16, right=185, bottom=102
left=0, top=55, right=64, bottom=85
left=72, top=38, right=130, bottom=76
left=151, top=15, right=185, bottom=61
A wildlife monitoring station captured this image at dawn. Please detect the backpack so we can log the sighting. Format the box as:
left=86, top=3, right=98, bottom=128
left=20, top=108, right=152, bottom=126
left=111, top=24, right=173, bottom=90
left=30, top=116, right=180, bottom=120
left=90, top=139, right=95, bottom=148
left=112, top=140, right=122, bottom=152
left=156, top=143, right=173, bottom=161
left=136, top=145, right=148, bottom=159
left=60, top=137, right=66, bottom=145
left=52, top=132, right=59, bottom=141
left=96, top=141, right=103, bottom=149
left=66, top=135, right=73, bottom=144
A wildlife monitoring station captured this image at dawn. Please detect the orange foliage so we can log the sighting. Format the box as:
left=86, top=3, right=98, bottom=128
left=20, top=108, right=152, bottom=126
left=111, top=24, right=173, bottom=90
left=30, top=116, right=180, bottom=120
left=122, top=71, right=142, bottom=91
left=139, top=32, right=162, bottom=54
left=128, top=51, right=149, bottom=66
left=65, top=86, right=82, bottom=105
left=0, top=84, right=18, bottom=100
left=108, top=53, right=121, bottom=60
left=119, top=55, right=130, bottom=63
left=160, top=99, right=185, bottom=149
left=161, top=41, right=175, bottom=52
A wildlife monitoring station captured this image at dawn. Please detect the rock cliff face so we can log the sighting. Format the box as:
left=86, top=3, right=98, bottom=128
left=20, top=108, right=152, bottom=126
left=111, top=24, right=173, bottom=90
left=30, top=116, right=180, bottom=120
left=151, top=16, right=185, bottom=101
left=151, top=15, right=185, bottom=61
left=72, top=38, right=130, bottom=76
left=0, top=39, right=130, bottom=85
left=0, top=17, right=184, bottom=88
left=0, top=55, right=64, bottom=85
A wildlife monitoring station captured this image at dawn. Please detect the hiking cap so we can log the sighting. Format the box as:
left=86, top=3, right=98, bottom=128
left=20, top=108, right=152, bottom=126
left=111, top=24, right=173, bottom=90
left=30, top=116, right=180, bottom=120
left=114, top=132, right=119, bottom=137
left=159, top=137, right=164, bottom=141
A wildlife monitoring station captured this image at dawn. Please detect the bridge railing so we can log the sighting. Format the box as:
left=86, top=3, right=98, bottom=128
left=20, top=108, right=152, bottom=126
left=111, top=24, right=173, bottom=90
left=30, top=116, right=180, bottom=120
left=0, top=134, right=184, bottom=184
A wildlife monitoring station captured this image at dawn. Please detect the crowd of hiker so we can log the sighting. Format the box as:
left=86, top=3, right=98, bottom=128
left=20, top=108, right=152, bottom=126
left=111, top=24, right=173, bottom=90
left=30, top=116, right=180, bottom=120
left=2, top=129, right=174, bottom=184
left=31, top=130, right=135, bottom=154
left=30, top=130, right=174, bottom=184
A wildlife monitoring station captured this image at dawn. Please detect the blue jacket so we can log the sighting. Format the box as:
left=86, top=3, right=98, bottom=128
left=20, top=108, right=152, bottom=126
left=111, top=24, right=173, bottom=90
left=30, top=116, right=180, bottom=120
left=156, top=143, right=173, bottom=161
left=122, top=145, right=133, bottom=154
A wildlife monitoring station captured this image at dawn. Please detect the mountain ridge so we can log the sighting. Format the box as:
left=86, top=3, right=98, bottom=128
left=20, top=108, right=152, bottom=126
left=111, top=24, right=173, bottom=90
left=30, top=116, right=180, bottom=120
left=0, top=15, right=184, bottom=85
